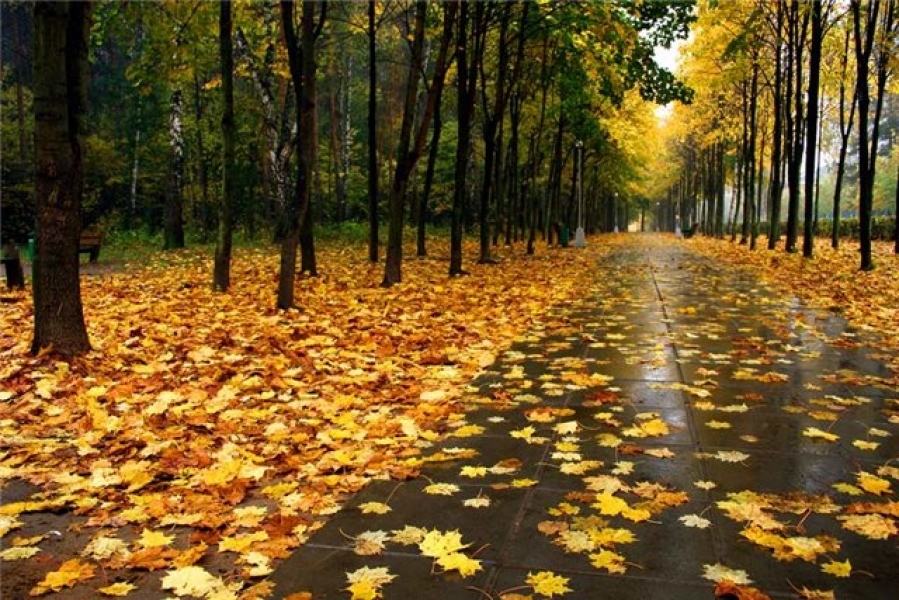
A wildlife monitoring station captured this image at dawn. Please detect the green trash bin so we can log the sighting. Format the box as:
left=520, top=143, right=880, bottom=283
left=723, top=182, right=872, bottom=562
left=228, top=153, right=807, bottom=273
left=560, top=225, right=570, bottom=247
left=27, top=237, right=35, bottom=262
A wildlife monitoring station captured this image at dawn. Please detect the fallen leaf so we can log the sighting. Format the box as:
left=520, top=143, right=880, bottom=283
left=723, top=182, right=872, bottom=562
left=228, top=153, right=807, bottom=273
left=820, top=559, right=852, bottom=578
left=680, top=514, right=712, bottom=529
left=526, top=571, right=572, bottom=597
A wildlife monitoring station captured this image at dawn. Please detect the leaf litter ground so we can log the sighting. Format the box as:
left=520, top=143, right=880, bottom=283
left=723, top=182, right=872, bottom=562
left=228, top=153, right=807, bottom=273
left=1, top=235, right=897, bottom=599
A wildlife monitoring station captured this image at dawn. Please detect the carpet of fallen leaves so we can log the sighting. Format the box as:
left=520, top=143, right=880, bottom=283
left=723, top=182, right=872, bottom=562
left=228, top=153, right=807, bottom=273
left=0, top=238, right=613, bottom=598
left=2, top=233, right=897, bottom=599
left=687, top=236, right=899, bottom=355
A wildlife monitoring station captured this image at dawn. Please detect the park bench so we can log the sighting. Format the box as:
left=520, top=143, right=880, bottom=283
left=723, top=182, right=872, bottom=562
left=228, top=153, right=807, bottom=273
left=682, top=223, right=698, bottom=239
left=79, top=230, right=104, bottom=262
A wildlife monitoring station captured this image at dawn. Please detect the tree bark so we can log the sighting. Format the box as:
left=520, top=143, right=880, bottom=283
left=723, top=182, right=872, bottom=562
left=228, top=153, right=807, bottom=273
left=164, top=89, right=186, bottom=250
left=802, top=0, right=822, bottom=258
left=279, top=0, right=323, bottom=308
left=831, top=27, right=856, bottom=249
left=768, top=0, right=786, bottom=249
left=784, top=0, right=808, bottom=253
left=367, top=0, right=379, bottom=263
left=852, top=0, right=896, bottom=270
left=31, top=1, right=93, bottom=355
left=213, top=0, right=235, bottom=292
left=451, top=1, right=476, bottom=276
left=382, top=1, right=428, bottom=287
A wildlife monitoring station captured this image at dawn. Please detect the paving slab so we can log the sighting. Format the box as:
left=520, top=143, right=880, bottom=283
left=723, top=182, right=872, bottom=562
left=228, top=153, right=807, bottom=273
left=269, top=239, right=899, bottom=599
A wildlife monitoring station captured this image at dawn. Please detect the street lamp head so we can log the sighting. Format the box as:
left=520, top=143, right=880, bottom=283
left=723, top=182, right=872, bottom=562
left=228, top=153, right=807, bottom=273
left=576, top=140, right=583, bottom=149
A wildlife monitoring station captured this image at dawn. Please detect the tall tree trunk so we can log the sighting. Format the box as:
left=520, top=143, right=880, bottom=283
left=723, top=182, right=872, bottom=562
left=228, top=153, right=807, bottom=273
left=451, top=1, right=476, bottom=276
left=31, top=1, right=93, bottom=355
left=477, top=3, right=512, bottom=263
left=852, top=0, right=896, bottom=270
left=383, top=0, right=456, bottom=286
left=768, top=1, right=786, bottom=249
left=383, top=0, right=428, bottom=287
left=367, top=0, right=379, bottom=263
left=832, top=26, right=856, bottom=249
left=213, top=0, right=235, bottom=292
left=894, top=157, right=899, bottom=254
left=785, top=0, right=808, bottom=253
left=279, top=0, right=323, bottom=308
left=740, top=79, right=751, bottom=244
left=802, top=0, right=822, bottom=258
left=417, top=84, right=443, bottom=257
left=164, top=89, right=186, bottom=250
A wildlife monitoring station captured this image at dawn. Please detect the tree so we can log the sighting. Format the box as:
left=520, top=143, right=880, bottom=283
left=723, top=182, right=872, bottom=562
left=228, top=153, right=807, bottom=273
left=852, top=0, right=897, bottom=271
left=382, top=1, right=456, bottom=287
left=367, top=0, right=379, bottom=263
left=31, top=1, right=93, bottom=355
left=831, top=20, right=857, bottom=250
left=802, top=0, right=823, bottom=258
left=450, top=1, right=479, bottom=277
left=279, top=0, right=325, bottom=308
left=213, top=0, right=235, bottom=292
left=382, top=1, right=427, bottom=287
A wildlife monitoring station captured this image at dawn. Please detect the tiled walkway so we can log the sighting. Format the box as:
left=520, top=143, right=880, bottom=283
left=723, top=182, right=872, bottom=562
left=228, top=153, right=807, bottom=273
left=270, top=240, right=898, bottom=599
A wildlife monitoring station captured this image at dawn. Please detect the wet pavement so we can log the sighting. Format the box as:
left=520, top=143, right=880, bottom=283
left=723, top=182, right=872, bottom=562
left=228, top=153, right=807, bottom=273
left=269, top=240, right=898, bottom=599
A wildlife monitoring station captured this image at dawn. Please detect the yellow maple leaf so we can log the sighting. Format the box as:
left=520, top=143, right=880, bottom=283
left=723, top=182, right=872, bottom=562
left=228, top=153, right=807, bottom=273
left=852, top=440, right=879, bottom=451
left=219, top=531, right=269, bottom=553
left=512, top=478, right=538, bottom=488
left=526, top=571, right=572, bottom=597
left=596, top=432, right=623, bottom=447
left=588, top=549, right=627, bottom=574
left=803, top=427, right=839, bottom=442
left=460, top=466, right=488, bottom=478
left=358, top=502, right=392, bottom=514
left=161, top=565, right=238, bottom=598
left=419, top=529, right=469, bottom=557
left=391, top=526, right=427, bottom=545
left=832, top=483, right=863, bottom=496
left=820, top=559, right=852, bottom=578
left=98, top=582, right=137, bottom=596
left=837, top=514, right=898, bottom=539
left=554, top=421, right=579, bottom=435
left=0, top=546, right=40, bottom=560
left=463, top=496, right=491, bottom=508
left=346, top=580, right=379, bottom=600
left=30, top=558, right=96, bottom=595
left=591, top=527, right=637, bottom=546
left=452, top=424, right=485, bottom=438
left=645, top=447, right=675, bottom=459
left=138, top=528, right=175, bottom=549
left=510, top=426, right=537, bottom=440
left=435, top=551, right=482, bottom=576
left=423, top=482, right=460, bottom=496
left=858, top=472, right=891, bottom=496
left=354, top=530, right=390, bottom=556
left=345, top=566, right=395, bottom=600
left=592, top=493, right=628, bottom=516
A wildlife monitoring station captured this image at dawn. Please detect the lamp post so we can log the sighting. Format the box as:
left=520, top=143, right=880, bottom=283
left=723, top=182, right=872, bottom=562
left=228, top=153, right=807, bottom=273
left=613, top=192, right=619, bottom=233
left=574, top=140, right=586, bottom=248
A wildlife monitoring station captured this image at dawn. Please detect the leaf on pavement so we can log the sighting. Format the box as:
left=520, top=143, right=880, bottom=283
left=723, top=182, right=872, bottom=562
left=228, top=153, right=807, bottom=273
left=680, top=514, right=712, bottom=529
left=345, top=566, right=395, bottom=600
left=702, top=563, right=753, bottom=585
left=820, top=559, right=852, bottom=578
left=29, top=558, right=96, bottom=596
left=526, top=571, right=572, bottom=597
